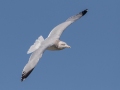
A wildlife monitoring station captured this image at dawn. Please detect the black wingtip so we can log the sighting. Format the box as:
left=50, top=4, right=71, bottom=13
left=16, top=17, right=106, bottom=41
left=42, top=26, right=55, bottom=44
left=21, top=68, right=34, bottom=82
left=82, top=9, right=88, bottom=16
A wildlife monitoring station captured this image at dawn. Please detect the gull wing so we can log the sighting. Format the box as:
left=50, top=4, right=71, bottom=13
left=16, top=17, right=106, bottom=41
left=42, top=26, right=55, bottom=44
left=21, top=52, right=43, bottom=81
left=48, top=9, right=88, bottom=39
left=21, top=39, right=54, bottom=81
left=27, top=36, right=44, bottom=54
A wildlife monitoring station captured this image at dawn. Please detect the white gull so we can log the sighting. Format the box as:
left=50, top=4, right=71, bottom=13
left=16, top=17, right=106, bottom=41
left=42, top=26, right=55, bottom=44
left=21, top=9, right=88, bottom=81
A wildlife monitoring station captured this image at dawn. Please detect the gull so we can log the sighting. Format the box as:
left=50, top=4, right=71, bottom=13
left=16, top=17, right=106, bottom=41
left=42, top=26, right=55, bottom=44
left=21, top=9, right=88, bottom=81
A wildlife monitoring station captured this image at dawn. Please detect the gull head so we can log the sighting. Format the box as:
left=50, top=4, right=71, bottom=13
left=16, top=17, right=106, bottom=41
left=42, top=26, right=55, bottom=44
left=58, top=41, right=71, bottom=49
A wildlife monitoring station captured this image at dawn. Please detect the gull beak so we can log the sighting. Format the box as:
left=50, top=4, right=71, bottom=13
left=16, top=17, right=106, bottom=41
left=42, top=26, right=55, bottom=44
left=66, top=45, right=71, bottom=48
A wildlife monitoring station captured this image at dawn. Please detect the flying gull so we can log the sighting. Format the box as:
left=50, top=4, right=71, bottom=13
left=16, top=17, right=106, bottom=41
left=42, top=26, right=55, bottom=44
left=21, top=9, right=88, bottom=81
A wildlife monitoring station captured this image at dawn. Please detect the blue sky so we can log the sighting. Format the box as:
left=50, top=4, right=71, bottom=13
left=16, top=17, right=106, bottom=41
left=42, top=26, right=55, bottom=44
left=0, top=0, right=120, bottom=90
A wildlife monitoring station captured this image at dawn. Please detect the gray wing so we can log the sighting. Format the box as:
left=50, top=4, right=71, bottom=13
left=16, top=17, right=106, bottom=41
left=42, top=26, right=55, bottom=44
left=48, top=9, right=88, bottom=39
left=21, top=40, right=52, bottom=81
left=21, top=48, right=44, bottom=81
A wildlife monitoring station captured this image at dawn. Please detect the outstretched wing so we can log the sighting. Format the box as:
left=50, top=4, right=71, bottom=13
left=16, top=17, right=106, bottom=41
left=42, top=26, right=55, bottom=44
left=21, top=49, right=43, bottom=81
left=21, top=39, right=54, bottom=81
left=21, top=40, right=48, bottom=81
left=48, top=9, right=88, bottom=39
left=27, top=36, right=44, bottom=54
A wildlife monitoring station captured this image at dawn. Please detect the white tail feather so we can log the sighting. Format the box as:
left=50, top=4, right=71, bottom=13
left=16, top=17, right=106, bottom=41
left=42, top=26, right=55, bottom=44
left=27, top=36, right=44, bottom=54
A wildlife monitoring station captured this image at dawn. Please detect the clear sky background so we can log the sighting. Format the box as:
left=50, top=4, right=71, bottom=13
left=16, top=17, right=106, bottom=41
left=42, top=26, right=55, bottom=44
left=0, top=0, right=120, bottom=90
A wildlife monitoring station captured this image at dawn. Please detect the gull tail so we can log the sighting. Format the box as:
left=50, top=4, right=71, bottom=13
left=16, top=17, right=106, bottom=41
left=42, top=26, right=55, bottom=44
left=27, top=35, right=44, bottom=54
